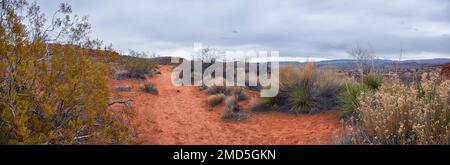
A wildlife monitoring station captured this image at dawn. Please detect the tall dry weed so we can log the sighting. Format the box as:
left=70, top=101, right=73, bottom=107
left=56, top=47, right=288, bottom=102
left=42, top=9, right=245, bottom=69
left=339, top=73, right=450, bottom=145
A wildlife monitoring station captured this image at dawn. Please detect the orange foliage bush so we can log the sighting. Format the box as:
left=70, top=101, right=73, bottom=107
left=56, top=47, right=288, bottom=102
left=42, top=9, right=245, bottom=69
left=0, top=0, right=134, bottom=144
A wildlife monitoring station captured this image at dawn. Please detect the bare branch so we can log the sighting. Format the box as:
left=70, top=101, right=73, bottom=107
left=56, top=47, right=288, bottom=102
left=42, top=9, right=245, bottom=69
left=108, top=99, right=134, bottom=106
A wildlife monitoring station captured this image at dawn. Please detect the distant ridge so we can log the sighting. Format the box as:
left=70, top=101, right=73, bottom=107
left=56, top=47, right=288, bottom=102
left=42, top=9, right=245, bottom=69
left=279, top=58, right=449, bottom=65
left=277, top=58, right=450, bottom=70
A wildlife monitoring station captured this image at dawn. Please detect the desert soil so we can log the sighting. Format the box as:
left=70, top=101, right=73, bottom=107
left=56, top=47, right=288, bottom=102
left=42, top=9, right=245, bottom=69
left=109, top=65, right=343, bottom=145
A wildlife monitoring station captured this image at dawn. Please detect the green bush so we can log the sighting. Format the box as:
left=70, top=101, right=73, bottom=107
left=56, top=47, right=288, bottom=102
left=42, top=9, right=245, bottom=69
left=363, top=73, right=383, bottom=90
left=338, top=73, right=382, bottom=119
left=287, top=85, right=314, bottom=113
left=338, top=83, right=369, bottom=119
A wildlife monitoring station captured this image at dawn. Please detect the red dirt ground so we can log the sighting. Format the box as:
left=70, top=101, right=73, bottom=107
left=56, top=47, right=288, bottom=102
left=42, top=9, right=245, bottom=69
left=108, top=65, right=343, bottom=145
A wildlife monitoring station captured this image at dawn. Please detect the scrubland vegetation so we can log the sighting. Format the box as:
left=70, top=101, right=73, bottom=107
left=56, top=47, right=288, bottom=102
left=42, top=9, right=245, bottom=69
left=0, top=1, right=137, bottom=144
left=1, top=0, right=447, bottom=146
left=339, top=73, right=449, bottom=145
left=201, top=83, right=249, bottom=121
left=249, top=52, right=449, bottom=145
left=115, top=50, right=157, bottom=80
left=140, top=81, right=158, bottom=95
left=194, top=51, right=449, bottom=145
left=256, top=63, right=345, bottom=114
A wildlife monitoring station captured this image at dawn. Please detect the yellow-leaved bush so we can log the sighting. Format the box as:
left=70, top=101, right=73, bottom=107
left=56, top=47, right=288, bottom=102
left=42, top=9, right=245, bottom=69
left=0, top=0, right=135, bottom=144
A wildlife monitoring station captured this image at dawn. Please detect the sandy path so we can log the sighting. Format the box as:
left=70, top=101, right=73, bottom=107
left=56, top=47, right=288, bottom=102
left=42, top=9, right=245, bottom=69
left=109, top=65, right=343, bottom=145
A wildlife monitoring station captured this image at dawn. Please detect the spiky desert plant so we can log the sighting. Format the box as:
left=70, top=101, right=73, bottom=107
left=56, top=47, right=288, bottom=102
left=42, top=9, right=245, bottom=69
left=363, top=72, right=383, bottom=90
left=338, top=83, right=369, bottom=119
left=263, top=62, right=343, bottom=114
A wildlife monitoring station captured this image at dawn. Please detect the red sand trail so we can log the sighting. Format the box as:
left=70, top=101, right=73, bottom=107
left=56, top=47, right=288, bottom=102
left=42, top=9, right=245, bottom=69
left=109, top=65, right=342, bottom=145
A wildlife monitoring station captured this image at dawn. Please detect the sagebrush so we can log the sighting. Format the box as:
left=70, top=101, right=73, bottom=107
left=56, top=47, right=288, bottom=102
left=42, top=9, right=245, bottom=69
left=339, top=73, right=450, bottom=145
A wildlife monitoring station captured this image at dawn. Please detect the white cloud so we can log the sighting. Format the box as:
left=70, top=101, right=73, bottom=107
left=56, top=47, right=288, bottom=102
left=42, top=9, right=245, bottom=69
left=37, top=0, right=450, bottom=60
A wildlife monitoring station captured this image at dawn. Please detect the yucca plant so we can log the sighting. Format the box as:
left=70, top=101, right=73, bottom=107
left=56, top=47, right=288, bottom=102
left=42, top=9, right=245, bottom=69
left=262, top=63, right=343, bottom=114
left=338, top=83, right=368, bottom=119
left=286, top=85, right=314, bottom=113
left=363, top=72, right=383, bottom=90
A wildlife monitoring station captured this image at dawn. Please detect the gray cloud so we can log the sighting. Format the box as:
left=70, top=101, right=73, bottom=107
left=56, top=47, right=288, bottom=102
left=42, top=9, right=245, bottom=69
left=38, top=0, right=449, bottom=60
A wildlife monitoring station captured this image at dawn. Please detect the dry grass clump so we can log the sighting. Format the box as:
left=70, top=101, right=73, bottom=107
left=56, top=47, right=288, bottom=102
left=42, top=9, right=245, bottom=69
left=207, top=94, right=226, bottom=107
left=339, top=73, right=450, bottom=145
left=140, top=82, right=158, bottom=95
left=201, top=78, right=249, bottom=100
left=262, top=63, right=344, bottom=114
left=206, top=85, right=227, bottom=95
left=222, top=96, right=249, bottom=121
left=114, top=86, right=131, bottom=92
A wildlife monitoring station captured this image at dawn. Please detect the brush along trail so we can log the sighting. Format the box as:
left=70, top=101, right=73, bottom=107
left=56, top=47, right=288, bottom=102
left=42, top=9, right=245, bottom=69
left=109, top=65, right=342, bottom=144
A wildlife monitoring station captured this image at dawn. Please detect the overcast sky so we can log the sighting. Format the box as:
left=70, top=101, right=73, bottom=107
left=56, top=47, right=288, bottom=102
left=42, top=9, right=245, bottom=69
left=38, top=0, right=449, bottom=60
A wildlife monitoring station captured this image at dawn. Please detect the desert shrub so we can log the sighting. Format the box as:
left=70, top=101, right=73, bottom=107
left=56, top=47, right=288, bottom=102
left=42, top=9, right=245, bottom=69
left=222, top=110, right=249, bottom=121
left=204, top=85, right=247, bottom=98
left=338, top=73, right=382, bottom=119
left=225, top=86, right=248, bottom=101
left=114, top=86, right=131, bottom=92
left=206, top=85, right=227, bottom=95
left=0, top=1, right=134, bottom=144
left=339, top=73, right=450, bottom=145
left=224, top=96, right=240, bottom=111
left=338, top=83, right=369, bottom=119
left=263, top=63, right=343, bottom=114
left=315, top=69, right=345, bottom=97
left=119, top=50, right=157, bottom=79
left=363, top=72, right=383, bottom=90
left=141, top=82, right=158, bottom=95
left=207, top=94, right=225, bottom=107
left=237, top=92, right=249, bottom=101
left=222, top=96, right=248, bottom=121
left=260, top=97, right=276, bottom=106
left=197, top=84, right=208, bottom=91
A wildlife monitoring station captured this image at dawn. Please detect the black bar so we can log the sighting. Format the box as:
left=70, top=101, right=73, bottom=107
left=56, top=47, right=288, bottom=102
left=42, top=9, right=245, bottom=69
left=0, top=145, right=449, bottom=163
